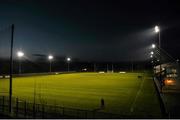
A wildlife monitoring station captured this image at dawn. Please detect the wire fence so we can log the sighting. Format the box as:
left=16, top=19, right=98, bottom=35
left=0, top=96, right=124, bottom=118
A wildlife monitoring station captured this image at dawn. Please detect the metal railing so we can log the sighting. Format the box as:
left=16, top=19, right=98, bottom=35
left=0, top=96, right=124, bottom=118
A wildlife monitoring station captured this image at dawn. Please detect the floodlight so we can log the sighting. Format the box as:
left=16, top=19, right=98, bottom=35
left=48, top=55, right=53, bottom=72
left=67, top=57, right=71, bottom=62
left=17, top=51, right=24, bottom=74
left=155, top=26, right=159, bottom=33
left=48, top=55, right=53, bottom=60
left=17, top=51, right=24, bottom=57
left=152, top=44, right=156, bottom=49
left=66, top=57, right=71, bottom=72
left=150, top=51, right=154, bottom=55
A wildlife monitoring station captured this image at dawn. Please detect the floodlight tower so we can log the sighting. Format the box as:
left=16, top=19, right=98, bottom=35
left=150, top=44, right=156, bottom=67
left=67, top=57, right=71, bottom=72
left=17, top=51, right=24, bottom=74
left=155, top=25, right=162, bottom=91
left=48, top=55, right=53, bottom=73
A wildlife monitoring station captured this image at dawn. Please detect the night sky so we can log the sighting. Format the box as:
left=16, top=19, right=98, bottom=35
left=0, top=0, right=180, bottom=62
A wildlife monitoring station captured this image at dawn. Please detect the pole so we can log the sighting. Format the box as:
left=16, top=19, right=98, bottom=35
left=49, top=60, right=51, bottom=72
left=107, top=64, right=108, bottom=72
left=159, top=30, right=162, bottom=92
left=94, top=63, right=96, bottom=72
left=19, top=58, right=21, bottom=74
left=112, top=63, right=114, bottom=73
left=33, top=77, right=36, bottom=118
left=68, top=62, right=69, bottom=72
left=131, top=60, right=133, bottom=72
left=9, top=24, right=14, bottom=113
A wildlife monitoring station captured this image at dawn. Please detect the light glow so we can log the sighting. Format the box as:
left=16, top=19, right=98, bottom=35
left=164, top=79, right=175, bottom=86
left=17, top=51, right=24, bottom=57
left=150, top=51, right=154, bottom=55
left=48, top=55, right=53, bottom=60
left=152, top=44, right=156, bottom=49
left=67, top=57, right=71, bottom=62
left=155, top=26, right=160, bottom=33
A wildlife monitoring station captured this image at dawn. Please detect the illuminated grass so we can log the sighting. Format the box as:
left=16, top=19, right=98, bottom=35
left=0, top=72, right=161, bottom=117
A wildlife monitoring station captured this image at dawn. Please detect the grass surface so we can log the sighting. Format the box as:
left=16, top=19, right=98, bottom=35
left=0, top=72, right=161, bottom=117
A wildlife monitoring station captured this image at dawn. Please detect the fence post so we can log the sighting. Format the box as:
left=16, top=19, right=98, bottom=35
left=62, top=107, right=64, bottom=116
left=76, top=109, right=79, bottom=118
left=24, top=101, right=26, bottom=118
left=37, top=104, right=39, bottom=114
left=42, top=104, right=45, bottom=118
left=54, top=105, right=57, bottom=118
left=93, top=111, right=95, bottom=118
left=85, top=110, right=87, bottom=118
left=16, top=98, right=19, bottom=117
left=2, top=96, right=5, bottom=112
left=33, top=103, right=36, bottom=118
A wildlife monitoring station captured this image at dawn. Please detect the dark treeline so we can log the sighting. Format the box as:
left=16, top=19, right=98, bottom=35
left=0, top=57, right=152, bottom=74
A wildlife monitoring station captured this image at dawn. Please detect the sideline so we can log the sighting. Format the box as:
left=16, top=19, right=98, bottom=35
left=130, top=74, right=145, bottom=112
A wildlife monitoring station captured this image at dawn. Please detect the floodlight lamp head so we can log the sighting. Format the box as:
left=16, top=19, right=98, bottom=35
left=150, top=51, right=154, bottom=55
left=17, top=51, right=24, bottom=57
left=67, top=57, right=71, bottom=62
left=152, top=44, right=156, bottom=49
left=155, top=26, right=160, bottom=33
left=48, top=55, right=53, bottom=60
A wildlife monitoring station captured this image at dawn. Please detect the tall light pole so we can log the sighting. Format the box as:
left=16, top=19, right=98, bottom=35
left=48, top=55, right=53, bottom=73
left=17, top=51, right=24, bottom=74
left=155, top=25, right=162, bottom=91
left=67, top=57, right=71, bottom=72
left=9, top=24, right=14, bottom=113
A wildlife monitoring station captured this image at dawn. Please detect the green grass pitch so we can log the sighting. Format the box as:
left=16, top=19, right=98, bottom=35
left=0, top=72, right=162, bottom=117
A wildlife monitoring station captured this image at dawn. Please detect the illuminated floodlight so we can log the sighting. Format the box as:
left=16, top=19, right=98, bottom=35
left=17, top=51, right=24, bottom=74
left=150, top=51, right=154, bottom=55
left=17, top=51, right=24, bottom=57
left=67, top=57, right=71, bottom=62
left=152, top=44, right=156, bottom=49
left=48, top=55, right=53, bottom=60
left=48, top=55, right=53, bottom=72
left=66, top=57, right=71, bottom=72
left=155, top=26, right=160, bottom=33
left=150, top=55, right=153, bottom=58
